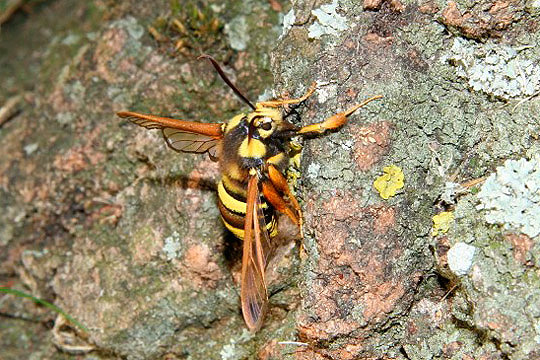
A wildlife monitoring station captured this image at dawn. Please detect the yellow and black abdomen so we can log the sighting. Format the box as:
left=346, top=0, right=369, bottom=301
left=217, top=174, right=277, bottom=239
left=216, top=113, right=284, bottom=240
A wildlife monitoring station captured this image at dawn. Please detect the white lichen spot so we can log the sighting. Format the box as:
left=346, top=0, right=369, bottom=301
left=441, top=181, right=461, bottom=204
left=340, top=139, right=354, bottom=150
left=220, top=343, right=237, bottom=360
left=225, top=16, right=250, bottom=51
left=256, top=87, right=274, bottom=102
left=238, top=328, right=253, bottom=342
left=444, top=38, right=540, bottom=99
left=308, top=0, right=349, bottom=39
left=316, top=82, right=337, bottom=103
left=447, top=242, right=476, bottom=276
left=307, top=162, right=321, bottom=179
left=280, top=9, right=296, bottom=39
left=210, top=4, right=225, bottom=13
left=219, top=331, right=252, bottom=360
left=62, top=34, right=81, bottom=45
left=56, top=112, right=74, bottom=125
left=476, top=156, right=540, bottom=238
left=112, top=16, right=144, bottom=40
left=162, top=231, right=181, bottom=260
left=535, top=320, right=540, bottom=344
left=23, top=143, right=39, bottom=156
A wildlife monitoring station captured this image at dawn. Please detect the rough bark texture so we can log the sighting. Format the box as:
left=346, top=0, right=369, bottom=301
left=1, top=0, right=539, bottom=359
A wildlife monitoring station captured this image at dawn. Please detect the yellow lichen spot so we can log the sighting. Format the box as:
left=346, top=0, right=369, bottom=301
left=432, top=211, right=455, bottom=237
left=373, top=165, right=404, bottom=199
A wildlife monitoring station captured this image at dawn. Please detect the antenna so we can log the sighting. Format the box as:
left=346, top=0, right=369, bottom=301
left=198, top=54, right=256, bottom=110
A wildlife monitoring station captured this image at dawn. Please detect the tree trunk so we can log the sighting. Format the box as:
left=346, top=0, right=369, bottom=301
left=1, top=0, right=539, bottom=359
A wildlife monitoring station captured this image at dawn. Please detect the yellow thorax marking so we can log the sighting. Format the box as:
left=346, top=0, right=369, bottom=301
left=225, top=113, right=246, bottom=133
left=239, top=138, right=266, bottom=158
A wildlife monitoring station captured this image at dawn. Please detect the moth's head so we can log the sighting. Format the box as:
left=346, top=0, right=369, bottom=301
left=248, top=105, right=297, bottom=139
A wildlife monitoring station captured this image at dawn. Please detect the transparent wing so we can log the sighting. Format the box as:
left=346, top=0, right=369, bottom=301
left=162, top=128, right=221, bottom=160
left=117, top=111, right=223, bottom=160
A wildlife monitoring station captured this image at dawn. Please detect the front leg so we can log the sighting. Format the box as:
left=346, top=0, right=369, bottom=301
left=256, top=83, right=317, bottom=108
left=297, top=95, right=382, bottom=135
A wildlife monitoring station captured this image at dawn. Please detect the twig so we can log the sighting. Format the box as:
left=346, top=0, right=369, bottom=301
left=0, top=95, right=21, bottom=127
left=278, top=341, right=308, bottom=346
left=511, top=90, right=540, bottom=112
left=0, top=0, right=25, bottom=25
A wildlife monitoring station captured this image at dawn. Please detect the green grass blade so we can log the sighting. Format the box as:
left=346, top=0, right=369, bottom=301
left=0, top=287, right=88, bottom=332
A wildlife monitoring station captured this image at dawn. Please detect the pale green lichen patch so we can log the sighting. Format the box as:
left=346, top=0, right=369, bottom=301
left=445, top=190, right=540, bottom=357
left=108, top=16, right=149, bottom=58
left=224, top=16, right=249, bottom=51
left=162, top=231, right=182, bottom=260
left=280, top=8, right=295, bottom=39
left=307, top=0, right=349, bottom=39
left=441, top=181, right=462, bottom=204
left=444, top=38, right=540, bottom=99
left=114, top=16, right=144, bottom=40
left=476, top=156, right=540, bottom=238
left=219, top=329, right=253, bottom=360
left=306, top=162, right=321, bottom=180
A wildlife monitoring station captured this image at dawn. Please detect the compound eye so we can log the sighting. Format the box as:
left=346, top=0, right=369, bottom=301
left=261, top=122, right=272, bottom=131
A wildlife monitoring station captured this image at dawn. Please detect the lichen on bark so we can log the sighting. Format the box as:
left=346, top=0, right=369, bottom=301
left=271, top=0, right=540, bottom=359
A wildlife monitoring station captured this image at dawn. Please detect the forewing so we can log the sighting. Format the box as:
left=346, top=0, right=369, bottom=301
left=162, top=128, right=220, bottom=159
left=117, top=111, right=223, bottom=160
left=256, top=190, right=273, bottom=269
left=241, top=174, right=269, bottom=331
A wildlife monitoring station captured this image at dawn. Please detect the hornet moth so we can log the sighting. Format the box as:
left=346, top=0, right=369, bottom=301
left=117, top=55, right=382, bottom=331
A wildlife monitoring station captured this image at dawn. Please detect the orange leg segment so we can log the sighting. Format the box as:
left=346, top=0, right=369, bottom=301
left=265, top=164, right=303, bottom=238
left=267, top=165, right=302, bottom=219
left=261, top=180, right=299, bottom=226
left=257, top=82, right=317, bottom=108
left=297, top=95, right=383, bottom=135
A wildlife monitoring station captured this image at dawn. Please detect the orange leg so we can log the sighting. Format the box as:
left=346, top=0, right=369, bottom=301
left=257, top=82, right=317, bottom=108
left=266, top=165, right=304, bottom=238
left=297, top=95, right=382, bottom=135
left=267, top=165, right=302, bottom=219
left=261, top=180, right=299, bottom=226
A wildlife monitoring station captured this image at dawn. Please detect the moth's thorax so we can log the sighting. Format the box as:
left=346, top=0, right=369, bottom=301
left=219, top=108, right=290, bottom=180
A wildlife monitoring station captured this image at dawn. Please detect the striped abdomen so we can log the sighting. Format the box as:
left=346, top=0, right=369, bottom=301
left=217, top=174, right=277, bottom=239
